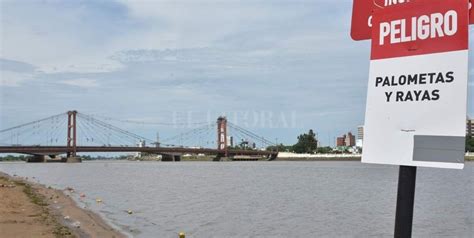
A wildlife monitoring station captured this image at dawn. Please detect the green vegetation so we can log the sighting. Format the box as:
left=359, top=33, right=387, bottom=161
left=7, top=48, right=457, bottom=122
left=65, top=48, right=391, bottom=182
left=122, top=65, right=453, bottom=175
left=11, top=179, right=74, bottom=237
left=228, top=140, right=259, bottom=150
left=316, top=146, right=333, bottom=154
left=22, top=183, right=48, bottom=207
left=292, top=129, right=318, bottom=154
left=53, top=225, right=74, bottom=237
left=267, top=130, right=326, bottom=154
left=0, top=155, right=27, bottom=161
left=13, top=180, right=49, bottom=207
left=266, top=144, right=293, bottom=152
left=466, top=136, right=474, bottom=152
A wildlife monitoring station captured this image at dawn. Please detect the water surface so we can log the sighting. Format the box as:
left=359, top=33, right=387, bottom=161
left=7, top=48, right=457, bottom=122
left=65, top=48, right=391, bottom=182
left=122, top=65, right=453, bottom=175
left=0, top=161, right=472, bottom=237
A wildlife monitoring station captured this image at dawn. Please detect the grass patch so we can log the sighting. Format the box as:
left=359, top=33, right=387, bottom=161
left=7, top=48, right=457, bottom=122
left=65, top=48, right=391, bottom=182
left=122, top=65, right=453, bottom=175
left=9, top=177, right=75, bottom=238
left=53, top=225, right=73, bottom=237
left=22, top=184, right=48, bottom=207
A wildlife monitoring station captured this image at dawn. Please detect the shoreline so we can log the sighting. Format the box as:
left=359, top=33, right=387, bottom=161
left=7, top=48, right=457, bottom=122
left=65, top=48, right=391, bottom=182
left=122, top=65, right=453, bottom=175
left=3, top=156, right=473, bottom=162
left=0, top=172, right=125, bottom=238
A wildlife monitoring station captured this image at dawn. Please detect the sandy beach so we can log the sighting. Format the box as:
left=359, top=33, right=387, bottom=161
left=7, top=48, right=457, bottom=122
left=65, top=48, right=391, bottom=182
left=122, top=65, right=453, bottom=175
left=0, top=172, right=125, bottom=238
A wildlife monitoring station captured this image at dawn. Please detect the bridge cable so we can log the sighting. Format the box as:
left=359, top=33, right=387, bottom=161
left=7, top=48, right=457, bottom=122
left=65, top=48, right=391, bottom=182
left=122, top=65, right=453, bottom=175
left=227, top=122, right=275, bottom=147
left=0, top=112, right=67, bottom=134
left=77, top=113, right=154, bottom=145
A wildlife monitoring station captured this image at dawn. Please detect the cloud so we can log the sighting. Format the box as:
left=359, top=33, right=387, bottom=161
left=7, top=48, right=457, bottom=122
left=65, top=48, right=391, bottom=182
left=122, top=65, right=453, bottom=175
left=0, top=0, right=471, bottom=146
left=0, top=71, right=33, bottom=87
left=0, top=0, right=373, bottom=145
left=0, top=58, right=37, bottom=87
left=58, top=78, right=99, bottom=88
left=0, top=58, right=36, bottom=73
left=0, top=0, right=128, bottom=74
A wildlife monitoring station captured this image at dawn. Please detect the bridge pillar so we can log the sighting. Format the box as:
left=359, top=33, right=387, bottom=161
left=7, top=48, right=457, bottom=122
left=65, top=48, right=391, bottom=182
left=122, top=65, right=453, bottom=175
left=268, top=152, right=278, bottom=161
left=67, top=110, right=77, bottom=158
left=213, top=154, right=222, bottom=162
left=161, top=153, right=181, bottom=162
left=27, top=155, right=47, bottom=163
left=217, top=116, right=228, bottom=157
left=62, top=157, right=82, bottom=163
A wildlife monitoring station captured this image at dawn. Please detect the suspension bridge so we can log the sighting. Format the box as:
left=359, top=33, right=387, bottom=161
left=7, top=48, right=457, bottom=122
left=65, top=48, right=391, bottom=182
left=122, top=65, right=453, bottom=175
left=0, top=111, right=278, bottom=162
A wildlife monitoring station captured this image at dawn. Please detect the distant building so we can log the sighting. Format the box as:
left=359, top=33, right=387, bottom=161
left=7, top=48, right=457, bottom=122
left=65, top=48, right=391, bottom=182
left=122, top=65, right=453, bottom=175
left=239, top=139, right=249, bottom=148
left=336, top=132, right=355, bottom=147
left=468, top=118, right=473, bottom=137
left=346, top=132, right=356, bottom=147
left=357, top=126, right=364, bottom=140
left=357, top=125, right=364, bottom=147
left=227, top=136, right=233, bottom=147
left=136, top=140, right=146, bottom=158
left=336, top=137, right=345, bottom=147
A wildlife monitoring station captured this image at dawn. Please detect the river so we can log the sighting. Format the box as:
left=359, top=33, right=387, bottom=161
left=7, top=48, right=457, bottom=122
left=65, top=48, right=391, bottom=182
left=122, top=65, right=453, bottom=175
left=0, top=161, right=472, bottom=237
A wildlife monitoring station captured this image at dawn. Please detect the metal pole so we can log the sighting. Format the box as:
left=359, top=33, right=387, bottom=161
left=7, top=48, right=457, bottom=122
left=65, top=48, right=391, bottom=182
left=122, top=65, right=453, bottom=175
left=394, top=165, right=417, bottom=238
left=67, top=111, right=72, bottom=157
left=72, top=111, right=77, bottom=157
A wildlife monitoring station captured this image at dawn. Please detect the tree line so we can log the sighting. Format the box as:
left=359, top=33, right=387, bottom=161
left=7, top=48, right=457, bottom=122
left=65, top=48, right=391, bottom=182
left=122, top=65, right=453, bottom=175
left=268, top=129, right=474, bottom=154
left=267, top=129, right=332, bottom=154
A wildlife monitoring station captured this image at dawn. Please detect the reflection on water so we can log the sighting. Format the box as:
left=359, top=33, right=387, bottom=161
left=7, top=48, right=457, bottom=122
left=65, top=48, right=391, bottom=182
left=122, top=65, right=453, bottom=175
left=0, top=161, right=472, bottom=237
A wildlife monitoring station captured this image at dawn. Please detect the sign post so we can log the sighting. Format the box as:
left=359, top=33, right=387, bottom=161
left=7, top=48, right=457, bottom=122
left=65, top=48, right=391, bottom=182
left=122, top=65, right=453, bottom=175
left=394, top=165, right=417, bottom=238
left=351, top=0, right=469, bottom=236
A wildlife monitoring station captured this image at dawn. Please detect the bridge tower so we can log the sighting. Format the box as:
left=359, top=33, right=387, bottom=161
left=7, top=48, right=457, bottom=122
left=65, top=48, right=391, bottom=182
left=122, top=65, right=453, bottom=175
left=66, top=110, right=77, bottom=158
left=217, top=116, right=228, bottom=157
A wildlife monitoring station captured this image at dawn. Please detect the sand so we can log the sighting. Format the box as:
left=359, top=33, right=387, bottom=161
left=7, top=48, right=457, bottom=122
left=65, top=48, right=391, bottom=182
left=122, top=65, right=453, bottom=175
left=0, top=173, right=125, bottom=238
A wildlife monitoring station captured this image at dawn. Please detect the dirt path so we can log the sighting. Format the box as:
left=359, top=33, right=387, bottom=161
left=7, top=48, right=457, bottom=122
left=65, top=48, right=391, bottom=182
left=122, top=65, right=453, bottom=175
left=0, top=175, right=125, bottom=238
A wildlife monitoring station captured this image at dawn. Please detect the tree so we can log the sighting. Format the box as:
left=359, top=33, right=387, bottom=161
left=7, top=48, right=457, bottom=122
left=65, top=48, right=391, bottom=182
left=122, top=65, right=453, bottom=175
left=0, top=155, right=27, bottom=161
left=292, top=129, right=318, bottom=153
left=316, top=146, right=332, bottom=154
left=466, top=136, right=474, bottom=152
left=228, top=140, right=256, bottom=151
left=266, top=143, right=293, bottom=152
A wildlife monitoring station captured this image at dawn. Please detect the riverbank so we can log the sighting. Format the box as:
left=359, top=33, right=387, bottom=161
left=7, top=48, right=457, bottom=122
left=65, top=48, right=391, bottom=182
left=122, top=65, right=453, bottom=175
left=275, top=152, right=474, bottom=161
left=0, top=172, right=124, bottom=238
left=275, top=156, right=361, bottom=161
left=276, top=156, right=474, bottom=161
left=132, top=152, right=474, bottom=162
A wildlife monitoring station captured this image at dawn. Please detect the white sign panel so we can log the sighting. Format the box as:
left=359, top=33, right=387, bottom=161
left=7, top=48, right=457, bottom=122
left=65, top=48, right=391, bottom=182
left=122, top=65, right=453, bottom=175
left=362, top=1, right=469, bottom=169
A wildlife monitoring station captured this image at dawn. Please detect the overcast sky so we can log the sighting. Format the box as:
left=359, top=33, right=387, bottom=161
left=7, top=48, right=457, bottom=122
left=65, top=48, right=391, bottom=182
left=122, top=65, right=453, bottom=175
left=1, top=0, right=473, bottom=146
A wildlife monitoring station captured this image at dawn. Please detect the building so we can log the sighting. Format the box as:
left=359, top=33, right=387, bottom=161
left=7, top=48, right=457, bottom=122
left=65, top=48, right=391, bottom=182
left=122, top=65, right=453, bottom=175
left=345, top=132, right=355, bottom=147
left=227, top=136, right=234, bottom=147
left=336, top=137, right=345, bottom=147
left=357, top=126, right=364, bottom=140
left=135, top=140, right=146, bottom=158
left=356, top=125, right=364, bottom=147
left=468, top=118, right=473, bottom=137
left=336, top=132, right=356, bottom=147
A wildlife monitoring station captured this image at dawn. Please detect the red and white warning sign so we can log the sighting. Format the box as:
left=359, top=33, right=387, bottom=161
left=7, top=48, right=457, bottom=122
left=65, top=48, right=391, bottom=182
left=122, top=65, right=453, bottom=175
left=362, top=0, right=468, bottom=169
left=351, top=0, right=474, bottom=41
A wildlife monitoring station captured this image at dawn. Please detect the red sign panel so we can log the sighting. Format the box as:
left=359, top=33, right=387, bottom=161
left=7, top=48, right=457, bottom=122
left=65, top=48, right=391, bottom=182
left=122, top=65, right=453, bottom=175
left=351, top=0, right=473, bottom=41
left=370, top=0, right=468, bottom=60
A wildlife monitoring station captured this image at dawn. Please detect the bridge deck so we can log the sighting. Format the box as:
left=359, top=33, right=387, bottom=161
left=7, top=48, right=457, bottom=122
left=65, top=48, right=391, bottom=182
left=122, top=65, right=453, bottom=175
left=0, top=146, right=277, bottom=157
